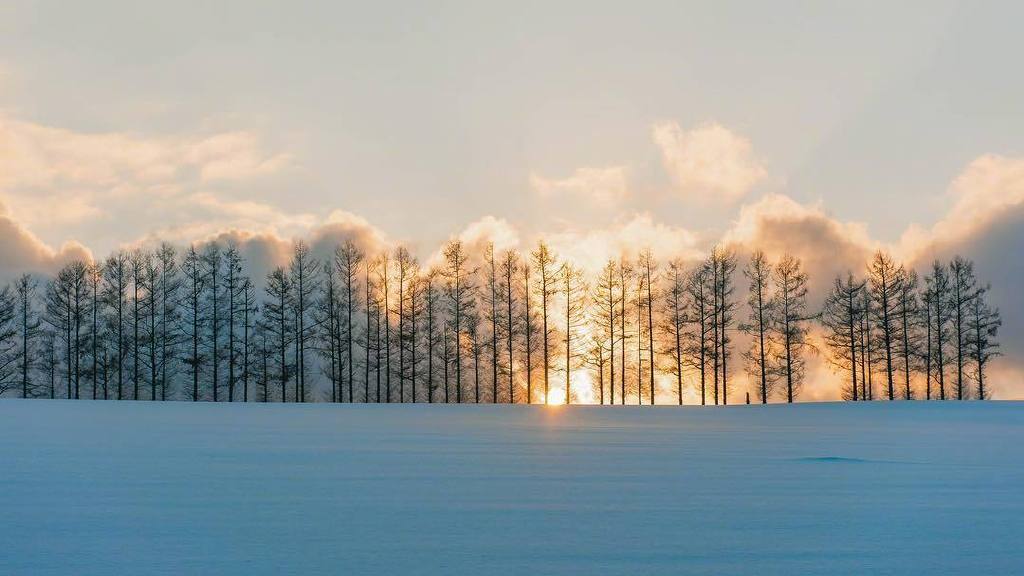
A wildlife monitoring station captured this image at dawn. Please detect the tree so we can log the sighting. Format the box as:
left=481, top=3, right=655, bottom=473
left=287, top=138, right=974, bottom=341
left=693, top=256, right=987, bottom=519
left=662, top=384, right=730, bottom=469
left=868, top=250, right=902, bottom=401
left=618, top=256, right=634, bottom=405
left=500, top=249, right=520, bottom=403
left=709, top=247, right=737, bottom=404
left=14, top=274, right=41, bottom=398
left=201, top=244, right=221, bottom=401
left=967, top=283, right=1000, bottom=399
left=155, top=243, right=181, bottom=401
left=949, top=256, right=977, bottom=400
left=263, top=267, right=292, bottom=402
left=685, top=262, right=713, bottom=406
left=317, top=260, right=341, bottom=402
left=289, top=241, right=320, bottom=403
left=773, top=255, right=813, bottom=403
left=0, top=285, right=18, bottom=396
left=224, top=244, right=245, bottom=401
left=740, top=250, right=775, bottom=403
left=102, top=252, right=130, bottom=400
left=593, top=260, right=618, bottom=405
left=423, top=270, right=441, bottom=403
left=531, top=241, right=558, bottom=404
left=87, top=263, right=103, bottom=399
left=335, top=241, right=363, bottom=403
left=639, top=249, right=657, bottom=404
left=659, top=259, right=687, bottom=405
left=181, top=247, right=206, bottom=401
left=561, top=262, right=587, bottom=404
left=821, top=273, right=865, bottom=401
left=924, top=260, right=952, bottom=399
left=894, top=269, right=920, bottom=400
left=483, top=243, right=500, bottom=403
left=395, top=246, right=418, bottom=402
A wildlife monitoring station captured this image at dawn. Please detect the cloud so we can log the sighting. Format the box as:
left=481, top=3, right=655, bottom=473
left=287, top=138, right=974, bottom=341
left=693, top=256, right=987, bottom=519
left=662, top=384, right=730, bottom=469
left=545, top=213, right=701, bottom=274
left=0, top=201, right=92, bottom=283
left=530, top=166, right=629, bottom=207
left=0, top=112, right=296, bottom=251
left=652, top=121, right=766, bottom=202
left=724, top=194, right=876, bottom=303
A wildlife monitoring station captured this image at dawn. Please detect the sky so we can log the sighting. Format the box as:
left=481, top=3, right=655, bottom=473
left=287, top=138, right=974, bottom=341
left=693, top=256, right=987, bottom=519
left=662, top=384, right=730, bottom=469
left=0, top=1, right=1022, bottom=396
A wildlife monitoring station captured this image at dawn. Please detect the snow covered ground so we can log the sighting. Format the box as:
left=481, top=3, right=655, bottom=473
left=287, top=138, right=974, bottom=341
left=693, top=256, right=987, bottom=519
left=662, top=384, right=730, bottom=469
left=1, top=400, right=1021, bottom=575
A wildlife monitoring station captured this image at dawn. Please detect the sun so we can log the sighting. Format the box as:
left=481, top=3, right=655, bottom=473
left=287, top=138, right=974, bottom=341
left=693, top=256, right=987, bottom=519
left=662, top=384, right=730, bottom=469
left=543, top=371, right=597, bottom=406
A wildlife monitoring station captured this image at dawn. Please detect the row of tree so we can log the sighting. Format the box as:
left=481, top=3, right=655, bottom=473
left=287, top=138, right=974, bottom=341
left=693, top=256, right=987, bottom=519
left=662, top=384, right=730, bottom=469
left=0, top=238, right=1002, bottom=404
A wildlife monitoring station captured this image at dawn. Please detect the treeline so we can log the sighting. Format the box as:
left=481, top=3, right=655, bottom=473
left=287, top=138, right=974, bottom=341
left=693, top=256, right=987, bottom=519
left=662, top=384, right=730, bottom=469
left=0, top=238, right=1002, bottom=404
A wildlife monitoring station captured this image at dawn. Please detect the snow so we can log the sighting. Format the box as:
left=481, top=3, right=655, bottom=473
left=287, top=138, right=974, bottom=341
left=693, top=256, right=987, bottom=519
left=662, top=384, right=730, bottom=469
left=1, top=400, right=1022, bottom=575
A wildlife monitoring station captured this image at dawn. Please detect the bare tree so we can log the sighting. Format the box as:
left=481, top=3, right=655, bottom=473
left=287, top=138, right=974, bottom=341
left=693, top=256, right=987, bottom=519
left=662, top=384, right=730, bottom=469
left=822, top=273, right=865, bottom=401
left=561, top=262, right=587, bottom=404
left=14, top=274, right=41, bottom=398
left=740, top=250, right=775, bottom=403
left=967, top=283, right=1000, bottom=399
left=639, top=249, right=657, bottom=404
left=263, top=267, right=292, bottom=402
left=335, top=241, right=363, bottom=402
left=531, top=241, right=558, bottom=404
left=289, top=241, right=320, bottom=403
left=0, top=285, right=18, bottom=397
left=924, top=260, right=952, bottom=399
left=868, top=250, right=902, bottom=401
left=773, top=254, right=813, bottom=403
left=894, top=269, right=920, bottom=399
left=102, top=252, right=130, bottom=400
left=685, top=262, right=713, bottom=405
left=949, top=256, right=977, bottom=400
left=501, top=249, right=520, bottom=403
left=658, top=259, right=688, bottom=405
left=593, top=260, right=618, bottom=404
left=181, top=247, right=206, bottom=401
left=201, top=244, right=221, bottom=402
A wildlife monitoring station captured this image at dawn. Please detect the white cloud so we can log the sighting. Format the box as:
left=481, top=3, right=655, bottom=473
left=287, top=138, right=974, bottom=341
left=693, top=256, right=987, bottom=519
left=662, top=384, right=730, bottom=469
left=652, top=121, right=766, bottom=202
left=0, top=112, right=296, bottom=249
left=530, top=166, right=629, bottom=206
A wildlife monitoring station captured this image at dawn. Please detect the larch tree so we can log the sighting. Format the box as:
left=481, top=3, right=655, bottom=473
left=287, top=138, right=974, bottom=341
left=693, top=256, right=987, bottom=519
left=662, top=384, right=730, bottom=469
left=263, top=267, right=292, bottom=402
left=773, top=254, right=812, bottom=403
left=423, top=270, right=441, bottom=403
left=821, top=273, right=866, bottom=401
left=924, top=260, right=951, bottom=399
left=740, top=250, right=775, bottom=403
left=617, top=256, right=634, bottom=405
left=0, top=285, right=18, bottom=397
left=201, top=244, right=221, bottom=402
left=561, top=261, right=587, bottom=404
left=155, top=243, right=181, bottom=401
left=500, top=249, right=520, bottom=403
left=894, top=269, right=920, bottom=400
left=102, top=252, right=130, bottom=400
left=659, top=259, right=687, bottom=405
left=593, top=260, right=618, bottom=405
left=181, top=247, right=206, bottom=401
left=481, top=243, right=499, bottom=402
left=289, top=240, right=320, bottom=403
left=639, top=249, right=658, bottom=404
left=948, top=256, right=977, bottom=400
left=14, top=274, right=41, bottom=398
left=966, top=283, right=1001, bottom=399
left=685, top=262, right=713, bottom=405
left=868, top=250, right=902, bottom=401
left=335, top=240, right=363, bottom=403
left=531, top=241, right=558, bottom=404
left=443, top=240, right=476, bottom=404
left=224, top=244, right=245, bottom=402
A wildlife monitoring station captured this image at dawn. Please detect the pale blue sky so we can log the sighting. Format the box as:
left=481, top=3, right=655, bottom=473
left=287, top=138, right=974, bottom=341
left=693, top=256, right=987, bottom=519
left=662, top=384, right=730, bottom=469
left=1, top=1, right=1023, bottom=256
